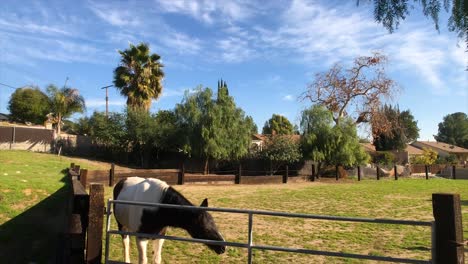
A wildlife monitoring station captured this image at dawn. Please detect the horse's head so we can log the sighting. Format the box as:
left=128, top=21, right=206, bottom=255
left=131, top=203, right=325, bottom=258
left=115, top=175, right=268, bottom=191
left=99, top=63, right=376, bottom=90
left=188, top=198, right=226, bottom=254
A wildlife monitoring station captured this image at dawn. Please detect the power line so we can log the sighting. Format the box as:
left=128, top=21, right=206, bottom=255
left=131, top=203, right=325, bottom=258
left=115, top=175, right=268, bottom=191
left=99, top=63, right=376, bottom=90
left=0, top=82, right=17, bottom=89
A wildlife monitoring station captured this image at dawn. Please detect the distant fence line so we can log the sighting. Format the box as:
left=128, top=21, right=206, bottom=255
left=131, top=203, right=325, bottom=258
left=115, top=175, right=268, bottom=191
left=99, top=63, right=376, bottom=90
left=70, top=163, right=306, bottom=187
left=69, top=162, right=466, bottom=190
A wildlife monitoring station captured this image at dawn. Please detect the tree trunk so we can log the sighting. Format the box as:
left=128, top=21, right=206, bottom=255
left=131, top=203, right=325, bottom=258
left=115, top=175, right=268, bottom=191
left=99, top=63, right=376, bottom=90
left=57, top=113, right=62, bottom=137
left=204, top=158, right=209, bottom=175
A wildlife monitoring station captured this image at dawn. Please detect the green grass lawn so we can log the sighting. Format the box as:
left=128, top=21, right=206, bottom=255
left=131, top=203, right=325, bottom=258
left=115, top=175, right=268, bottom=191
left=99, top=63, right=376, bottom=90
left=0, top=150, right=109, bottom=263
left=105, top=176, right=468, bottom=263
left=0, top=150, right=467, bottom=263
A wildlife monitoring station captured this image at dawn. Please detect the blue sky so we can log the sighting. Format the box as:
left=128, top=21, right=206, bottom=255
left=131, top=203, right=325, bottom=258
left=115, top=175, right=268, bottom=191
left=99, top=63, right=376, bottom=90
left=0, top=0, right=466, bottom=141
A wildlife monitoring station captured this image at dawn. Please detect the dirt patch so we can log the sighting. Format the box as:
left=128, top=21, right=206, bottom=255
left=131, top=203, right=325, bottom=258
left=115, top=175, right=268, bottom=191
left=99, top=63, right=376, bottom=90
left=11, top=189, right=48, bottom=211
left=23, top=189, right=32, bottom=196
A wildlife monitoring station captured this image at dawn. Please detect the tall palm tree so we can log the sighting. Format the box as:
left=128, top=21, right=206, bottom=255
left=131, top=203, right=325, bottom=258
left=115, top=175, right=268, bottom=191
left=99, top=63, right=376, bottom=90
left=47, top=84, right=86, bottom=136
left=114, top=43, right=164, bottom=111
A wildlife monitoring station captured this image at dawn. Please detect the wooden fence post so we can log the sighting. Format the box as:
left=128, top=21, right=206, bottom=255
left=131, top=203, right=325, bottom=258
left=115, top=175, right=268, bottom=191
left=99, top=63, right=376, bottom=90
left=376, top=166, right=380, bottom=180
left=357, top=166, right=361, bottom=181
left=335, top=165, right=339, bottom=181
left=80, top=169, right=88, bottom=187
left=75, top=165, right=81, bottom=174
left=86, top=184, right=104, bottom=264
left=283, top=165, right=288, bottom=184
left=452, top=165, right=456, bottom=180
left=394, top=165, right=398, bottom=180
left=425, top=165, right=429, bottom=180
left=235, top=164, right=241, bottom=184
left=178, top=163, right=185, bottom=185
left=70, top=163, right=75, bottom=170
left=310, top=164, right=315, bottom=182
left=432, top=193, right=464, bottom=263
left=109, top=163, right=115, bottom=187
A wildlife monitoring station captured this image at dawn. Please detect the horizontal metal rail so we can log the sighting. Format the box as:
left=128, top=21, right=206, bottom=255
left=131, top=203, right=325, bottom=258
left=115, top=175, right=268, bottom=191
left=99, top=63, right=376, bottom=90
left=108, top=199, right=433, bottom=226
left=105, top=199, right=433, bottom=264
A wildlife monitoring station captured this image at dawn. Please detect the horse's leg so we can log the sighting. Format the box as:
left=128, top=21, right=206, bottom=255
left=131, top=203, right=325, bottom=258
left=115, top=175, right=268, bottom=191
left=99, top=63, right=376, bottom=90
left=136, top=237, right=149, bottom=264
left=122, top=234, right=131, bottom=263
left=118, top=223, right=131, bottom=263
left=152, top=228, right=167, bottom=264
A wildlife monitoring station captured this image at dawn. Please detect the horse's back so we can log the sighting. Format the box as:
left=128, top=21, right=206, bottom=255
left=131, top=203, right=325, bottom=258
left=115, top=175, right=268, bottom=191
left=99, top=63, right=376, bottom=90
left=114, top=177, right=169, bottom=231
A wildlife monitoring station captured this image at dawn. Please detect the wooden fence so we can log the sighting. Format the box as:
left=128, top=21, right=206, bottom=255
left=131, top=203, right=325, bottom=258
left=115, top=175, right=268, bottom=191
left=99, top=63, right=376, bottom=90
left=63, top=163, right=104, bottom=264
left=74, top=163, right=305, bottom=187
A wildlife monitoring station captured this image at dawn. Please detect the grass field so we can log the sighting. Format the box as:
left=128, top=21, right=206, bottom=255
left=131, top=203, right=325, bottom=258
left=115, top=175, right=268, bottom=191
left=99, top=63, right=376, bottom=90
left=1, top=150, right=467, bottom=263
left=0, top=150, right=109, bottom=263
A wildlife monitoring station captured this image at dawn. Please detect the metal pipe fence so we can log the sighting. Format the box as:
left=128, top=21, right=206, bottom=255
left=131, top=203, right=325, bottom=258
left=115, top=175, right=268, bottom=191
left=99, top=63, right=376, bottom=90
left=104, top=199, right=434, bottom=264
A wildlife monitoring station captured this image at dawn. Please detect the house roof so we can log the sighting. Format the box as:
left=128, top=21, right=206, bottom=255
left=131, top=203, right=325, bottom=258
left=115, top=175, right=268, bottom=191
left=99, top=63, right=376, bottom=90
left=252, top=134, right=266, bottom=141
left=0, top=113, right=9, bottom=121
left=405, top=144, right=424, bottom=155
left=413, top=141, right=468, bottom=154
left=359, top=143, right=424, bottom=155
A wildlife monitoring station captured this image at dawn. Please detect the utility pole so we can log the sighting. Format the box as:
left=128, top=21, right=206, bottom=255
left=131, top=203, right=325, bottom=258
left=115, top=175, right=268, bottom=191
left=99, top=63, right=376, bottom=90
left=0, top=82, right=17, bottom=114
left=100, top=85, right=112, bottom=117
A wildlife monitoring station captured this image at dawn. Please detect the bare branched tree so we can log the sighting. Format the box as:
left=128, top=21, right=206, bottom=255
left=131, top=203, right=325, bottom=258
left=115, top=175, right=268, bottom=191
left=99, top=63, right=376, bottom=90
left=301, top=53, right=399, bottom=135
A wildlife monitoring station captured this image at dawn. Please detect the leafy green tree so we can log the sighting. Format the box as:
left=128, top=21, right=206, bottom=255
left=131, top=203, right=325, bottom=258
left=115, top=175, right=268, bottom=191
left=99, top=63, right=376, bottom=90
left=262, top=114, right=294, bottom=135
left=114, top=42, right=164, bottom=111
left=175, top=83, right=255, bottom=173
left=373, top=105, right=420, bottom=151
left=47, top=84, right=86, bottom=135
left=300, top=105, right=369, bottom=167
left=8, top=86, right=49, bottom=124
left=358, top=0, right=467, bottom=47
left=434, top=112, right=468, bottom=148
left=87, top=111, right=126, bottom=148
left=125, top=108, right=158, bottom=167
left=153, top=110, right=182, bottom=153
left=260, top=135, right=302, bottom=174
left=412, top=147, right=438, bottom=165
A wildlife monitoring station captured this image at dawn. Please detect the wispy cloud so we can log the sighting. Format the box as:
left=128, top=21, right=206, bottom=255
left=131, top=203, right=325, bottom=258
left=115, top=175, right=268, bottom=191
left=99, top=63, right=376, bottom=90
left=0, top=18, right=71, bottom=36
left=85, top=99, right=125, bottom=107
left=155, top=0, right=256, bottom=24
left=282, top=95, right=294, bottom=101
left=216, top=37, right=256, bottom=63
left=160, top=32, right=203, bottom=55
left=87, top=1, right=141, bottom=26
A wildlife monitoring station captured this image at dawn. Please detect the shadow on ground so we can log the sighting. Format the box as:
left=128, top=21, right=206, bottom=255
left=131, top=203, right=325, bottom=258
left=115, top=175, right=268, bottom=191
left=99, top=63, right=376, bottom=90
left=0, top=174, right=70, bottom=264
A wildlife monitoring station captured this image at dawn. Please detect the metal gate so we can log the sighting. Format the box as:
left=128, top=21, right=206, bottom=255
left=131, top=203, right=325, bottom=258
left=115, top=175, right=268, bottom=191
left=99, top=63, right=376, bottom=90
left=104, top=199, right=434, bottom=264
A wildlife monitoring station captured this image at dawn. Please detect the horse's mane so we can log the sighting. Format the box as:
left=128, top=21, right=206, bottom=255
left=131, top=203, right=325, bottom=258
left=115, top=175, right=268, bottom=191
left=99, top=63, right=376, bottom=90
left=163, top=187, right=194, bottom=207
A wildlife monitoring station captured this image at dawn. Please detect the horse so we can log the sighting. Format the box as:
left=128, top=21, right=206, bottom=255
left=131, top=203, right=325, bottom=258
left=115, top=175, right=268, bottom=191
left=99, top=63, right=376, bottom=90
left=113, top=177, right=226, bottom=264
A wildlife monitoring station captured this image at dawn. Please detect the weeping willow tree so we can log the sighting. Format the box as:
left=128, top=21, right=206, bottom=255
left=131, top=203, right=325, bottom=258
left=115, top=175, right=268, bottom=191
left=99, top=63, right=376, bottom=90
left=300, top=105, right=370, bottom=171
left=175, top=81, right=255, bottom=174
left=359, top=0, right=467, bottom=48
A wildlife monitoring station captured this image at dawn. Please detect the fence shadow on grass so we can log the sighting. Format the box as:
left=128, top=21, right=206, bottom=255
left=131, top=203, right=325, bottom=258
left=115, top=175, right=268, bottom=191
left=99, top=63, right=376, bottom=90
left=0, top=173, right=70, bottom=264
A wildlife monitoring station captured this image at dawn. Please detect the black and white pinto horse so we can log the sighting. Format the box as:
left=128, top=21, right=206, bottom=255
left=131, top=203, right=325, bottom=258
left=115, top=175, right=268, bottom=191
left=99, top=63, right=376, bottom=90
left=113, top=177, right=226, bottom=264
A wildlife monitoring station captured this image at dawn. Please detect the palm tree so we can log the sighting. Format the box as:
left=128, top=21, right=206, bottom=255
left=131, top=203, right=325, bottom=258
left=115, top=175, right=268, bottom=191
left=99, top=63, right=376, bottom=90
left=47, top=84, right=86, bottom=136
left=114, top=43, right=164, bottom=111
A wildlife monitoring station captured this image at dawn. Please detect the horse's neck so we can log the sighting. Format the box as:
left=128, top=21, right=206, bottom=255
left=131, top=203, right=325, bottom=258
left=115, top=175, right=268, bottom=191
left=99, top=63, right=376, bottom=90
left=161, top=187, right=198, bottom=229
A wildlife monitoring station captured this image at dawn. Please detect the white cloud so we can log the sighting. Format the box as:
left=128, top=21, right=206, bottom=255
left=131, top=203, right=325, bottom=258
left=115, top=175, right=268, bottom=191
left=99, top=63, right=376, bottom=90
left=282, top=95, right=294, bottom=101
left=216, top=37, right=255, bottom=63
left=161, top=88, right=185, bottom=98
left=85, top=99, right=125, bottom=107
left=88, top=2, right=141, bottom=26
left=155, top=0, right=255, bottom=24
left=160, top=32, right=202, bottom=55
